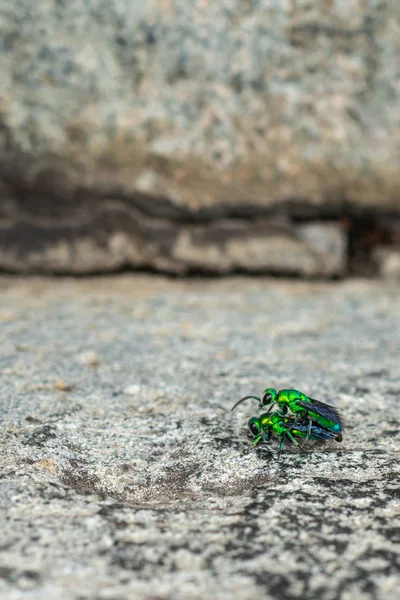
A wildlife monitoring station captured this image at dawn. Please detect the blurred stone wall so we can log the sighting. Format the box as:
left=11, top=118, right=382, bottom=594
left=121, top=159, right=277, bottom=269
left=0, top=0, right=399, bottom=276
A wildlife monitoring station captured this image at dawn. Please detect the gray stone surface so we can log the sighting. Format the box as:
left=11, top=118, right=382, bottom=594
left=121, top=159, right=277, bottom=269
left=1, top=275, right=400, bottom=600
left=373, top=247, right=400, bottom=280
left=1, top=0, right=399, bottom=210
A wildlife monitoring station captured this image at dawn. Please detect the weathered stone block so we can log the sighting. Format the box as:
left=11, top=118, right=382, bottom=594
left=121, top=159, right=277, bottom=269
left=373, top=246, right=400, bottom=280
left=0, top=1, right=399, bottom=273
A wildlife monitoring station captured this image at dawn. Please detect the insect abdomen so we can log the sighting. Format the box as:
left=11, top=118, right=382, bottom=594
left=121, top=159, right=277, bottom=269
left=308, top=411, right=342, bottom=433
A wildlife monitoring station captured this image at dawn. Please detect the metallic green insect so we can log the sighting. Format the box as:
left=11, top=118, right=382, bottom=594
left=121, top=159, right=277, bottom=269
left=232, top=387, right=344, bottom=441
left=248, top=411, right=338, bottom=456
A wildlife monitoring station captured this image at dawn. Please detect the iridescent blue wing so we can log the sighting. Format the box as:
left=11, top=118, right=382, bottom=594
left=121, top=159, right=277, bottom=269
left=292, top=423, right=337, bottom=440
left=310, top=398, right=348, bottom=427
left=297, top=399, right=344, bottom=427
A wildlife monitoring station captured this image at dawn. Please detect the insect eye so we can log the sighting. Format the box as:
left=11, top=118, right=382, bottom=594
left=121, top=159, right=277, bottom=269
left=262, top=393, right=272, bottom=405
left=249, top=421, right=260, bottom=436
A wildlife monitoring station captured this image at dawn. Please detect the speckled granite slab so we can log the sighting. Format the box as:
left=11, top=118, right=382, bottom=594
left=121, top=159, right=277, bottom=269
left=0, top=276, right=399, bottom=599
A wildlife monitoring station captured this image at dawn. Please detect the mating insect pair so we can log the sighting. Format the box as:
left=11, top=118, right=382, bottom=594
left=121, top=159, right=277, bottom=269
left=231, top=387, right=344, bottom=456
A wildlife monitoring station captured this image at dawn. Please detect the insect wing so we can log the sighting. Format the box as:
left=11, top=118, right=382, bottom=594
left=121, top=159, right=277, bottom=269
left=298, top=399, right=344, bottom=427
left=292, top=423, right=337, bottom=441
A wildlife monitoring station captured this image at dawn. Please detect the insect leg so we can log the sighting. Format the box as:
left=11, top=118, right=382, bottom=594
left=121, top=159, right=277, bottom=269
left=285, top=431, right=299, bottom=446
left=306, top=418, right=312, bottom=441
left=286, top=430, right=309, bottom=454
left=262, top=430, right=272, bottom=443
left=287, top=414, right=299, bottom=431
left=278, top=405, right=288, bottom=416
left=278, top=436, right=285, bottom=458
left=263, top=404, right=275, bottom=416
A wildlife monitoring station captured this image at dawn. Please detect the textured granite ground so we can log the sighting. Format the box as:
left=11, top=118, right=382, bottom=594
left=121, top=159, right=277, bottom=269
left=0, top=276, right=399, bottom=600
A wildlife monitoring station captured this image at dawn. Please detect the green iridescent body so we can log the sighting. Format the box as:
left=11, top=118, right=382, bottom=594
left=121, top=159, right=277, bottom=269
left=264, top=388, right=342, bottom=436
left=232, top=387, right=343, bottom=440
left=248, top=412, right=337, bottom=455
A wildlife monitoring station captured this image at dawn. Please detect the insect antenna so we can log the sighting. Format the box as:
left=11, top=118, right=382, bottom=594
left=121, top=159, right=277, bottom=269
left=231, top=395, right=261, bottom=412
